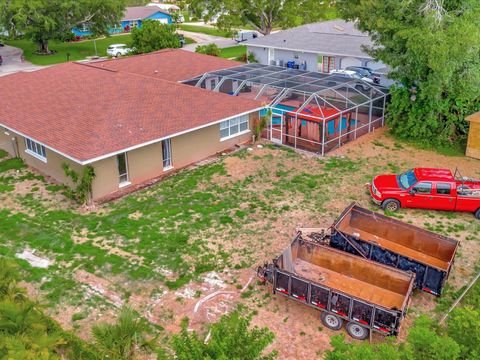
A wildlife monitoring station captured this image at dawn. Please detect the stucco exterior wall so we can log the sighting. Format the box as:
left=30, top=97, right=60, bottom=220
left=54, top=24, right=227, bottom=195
left=0, top=128, right=83, bottom=187
left=90, top=111, right=259, bottom=200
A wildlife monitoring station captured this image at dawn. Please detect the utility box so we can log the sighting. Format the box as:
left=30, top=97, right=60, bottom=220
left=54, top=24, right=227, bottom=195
left=466, top=111, right=480, bottom=159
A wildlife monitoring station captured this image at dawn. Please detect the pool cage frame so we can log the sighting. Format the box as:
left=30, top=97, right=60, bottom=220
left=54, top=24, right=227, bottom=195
left=183, top=63, right=389, bottom=155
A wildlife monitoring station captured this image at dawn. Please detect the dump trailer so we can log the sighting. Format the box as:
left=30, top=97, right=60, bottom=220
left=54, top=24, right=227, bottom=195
left=257, top=235, right=415, bottom=340
left=318, top=203, right=459, bottom=296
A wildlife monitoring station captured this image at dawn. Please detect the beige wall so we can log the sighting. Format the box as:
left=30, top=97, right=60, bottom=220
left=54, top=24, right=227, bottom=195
left=2, top=111, right=259, bottom=201
left=0, top=127, right=82, bottom=187
left=171, top=113, right=256, bottom=168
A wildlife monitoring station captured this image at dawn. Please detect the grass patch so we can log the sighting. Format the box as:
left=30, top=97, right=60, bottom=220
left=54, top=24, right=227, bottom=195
left=0, top=157, right=26, bottom=173
left=0, top=149, right=7, bottom=159
left=219, top=45, right=246, bottom=59
left=178, top=24, right=232, bottom=38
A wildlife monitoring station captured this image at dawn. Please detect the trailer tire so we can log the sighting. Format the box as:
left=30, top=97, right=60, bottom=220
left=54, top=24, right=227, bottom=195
left=346, top=322, right=370, bottom=340
left=475, top=209, right=480, bottom=220
left=382, top=199, right=400, bottom=212
left=321, top=312, right=343, bottom=331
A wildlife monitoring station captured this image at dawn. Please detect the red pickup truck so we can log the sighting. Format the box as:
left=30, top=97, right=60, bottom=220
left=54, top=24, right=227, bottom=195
left=369, top=168, right=480, bottom=219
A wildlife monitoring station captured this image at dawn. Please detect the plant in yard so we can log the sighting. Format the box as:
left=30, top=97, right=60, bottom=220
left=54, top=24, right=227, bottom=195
left=130, top=19, right=180, bottom=54
left=61, top=163, right=96, bottom=204
left=92, top=307, right=154, bottom=360
left=253, top=110, right=271, bottom=142
left=162, top=310, right=276, bottom=359
left=337, top=0, right=480, bottom=147
left=195, top=43, right=220, bottom=57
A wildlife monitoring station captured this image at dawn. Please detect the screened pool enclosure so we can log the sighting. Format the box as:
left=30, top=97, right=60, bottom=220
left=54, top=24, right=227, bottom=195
left=184, top=63, right=389, bottom=155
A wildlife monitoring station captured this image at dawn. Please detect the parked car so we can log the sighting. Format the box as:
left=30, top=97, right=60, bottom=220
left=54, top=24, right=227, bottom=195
left=177, top=34, right=185, bottom=47
left=234, top=30, right=258, bottom=43
left=106, top=44, right=133, bottom=57
left=345, top=66, right=380, bottom=84
left=369, top=168, right=480, bottom=218
left=329, top=69, right=373, bottom=91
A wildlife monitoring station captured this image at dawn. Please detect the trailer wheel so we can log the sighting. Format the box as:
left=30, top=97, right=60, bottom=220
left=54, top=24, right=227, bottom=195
left=321, top=312, right=343, bottom=331
left=346, top=322, right=370, bottom=340
left=382, top=199, right=400, bottom=212
left=475, top=209, right=480, bottom=220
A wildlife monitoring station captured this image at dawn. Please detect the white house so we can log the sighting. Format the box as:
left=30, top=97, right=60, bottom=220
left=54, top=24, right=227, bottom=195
left=245, top=20, right=386, bottom=73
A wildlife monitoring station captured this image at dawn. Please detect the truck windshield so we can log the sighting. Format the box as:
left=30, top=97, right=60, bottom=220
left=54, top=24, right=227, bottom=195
left=398, top=170, right=417, bottom=190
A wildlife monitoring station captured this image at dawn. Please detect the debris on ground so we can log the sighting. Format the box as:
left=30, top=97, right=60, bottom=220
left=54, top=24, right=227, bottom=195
left=15, top=250, right=51, bottom=268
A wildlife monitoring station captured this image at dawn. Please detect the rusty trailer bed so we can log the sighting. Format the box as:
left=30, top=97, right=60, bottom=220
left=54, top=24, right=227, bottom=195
left=330, top=203, right=459, bottom=295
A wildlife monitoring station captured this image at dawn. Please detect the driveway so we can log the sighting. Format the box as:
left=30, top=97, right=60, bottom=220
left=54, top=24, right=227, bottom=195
left=0, top=44, right=43, bottom=77
left=179, top=30, right=237, bottom=52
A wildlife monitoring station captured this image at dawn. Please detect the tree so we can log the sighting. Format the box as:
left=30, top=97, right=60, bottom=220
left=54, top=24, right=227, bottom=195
left=447, top=307, right=480, bottom=359
left=195, top=43, right=220, bottom=57
left=188, top=0, right=337, bottom=35
left=163, top=310, right=277, bottom=360
left=337, top=0, right=480, bottom=146
left=130, top=19, right=180, bottom=54
left=92, top=307, right=154, bottom=360
left=1, top=0, right=126, bottom=54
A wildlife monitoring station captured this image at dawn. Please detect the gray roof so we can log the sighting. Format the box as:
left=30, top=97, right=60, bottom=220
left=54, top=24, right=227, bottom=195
left=123, top=6, right=169, bottom=21
left=245, top=19, right=373, bottom=59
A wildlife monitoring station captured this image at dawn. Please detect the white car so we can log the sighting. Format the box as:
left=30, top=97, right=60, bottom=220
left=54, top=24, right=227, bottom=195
left=329, top=69, right=373, bottom=91
left=107, top=44, right=133, bottom=57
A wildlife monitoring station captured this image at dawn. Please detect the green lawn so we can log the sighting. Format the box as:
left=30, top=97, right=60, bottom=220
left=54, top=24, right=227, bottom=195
left=178, top=24, right=232, bottom=38
left=5, top=34, right=196, bottom=66
left=219, top=45, right=246, bottom=59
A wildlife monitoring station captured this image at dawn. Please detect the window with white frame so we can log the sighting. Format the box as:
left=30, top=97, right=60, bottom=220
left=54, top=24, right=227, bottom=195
left=162, top=138, right=172, bottom=169
left=116, top=153, right=129, bottom=186
left=25, top=137, right=47, bottom=161
left=220, top=114, right=249, bottom=140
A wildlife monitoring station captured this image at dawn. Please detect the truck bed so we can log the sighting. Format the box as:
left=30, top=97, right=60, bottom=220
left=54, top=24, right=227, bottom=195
left=293, top=258, right=405, bottom=309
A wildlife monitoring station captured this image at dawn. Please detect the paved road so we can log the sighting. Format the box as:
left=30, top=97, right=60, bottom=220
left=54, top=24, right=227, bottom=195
left=0, top=44, right=43, bottom=77
left=179, top=30, right=237, bottom=52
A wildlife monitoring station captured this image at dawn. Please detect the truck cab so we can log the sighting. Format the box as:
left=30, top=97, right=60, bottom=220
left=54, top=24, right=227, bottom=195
left=370, top=168, right=480, bottom=218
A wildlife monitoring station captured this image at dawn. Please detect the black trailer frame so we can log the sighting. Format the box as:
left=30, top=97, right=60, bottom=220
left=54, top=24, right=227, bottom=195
left=329, top=203, right=459, bottom=296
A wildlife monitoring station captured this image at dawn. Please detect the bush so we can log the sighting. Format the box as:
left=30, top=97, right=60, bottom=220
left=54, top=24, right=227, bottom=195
left=131, top=19, right=180, bottom=54
left=195, top=43, right=220, bottom=57
left=162, top=310, right=277, bottom=359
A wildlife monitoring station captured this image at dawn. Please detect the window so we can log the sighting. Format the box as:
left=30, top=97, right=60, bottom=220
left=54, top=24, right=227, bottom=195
left=437, top=183, right=451, bottom=195
left=398, top=169, right=418, bottom=189
left=25, top=137, right=47, bottom=162
left=414, top=182, right=432, bottom=194
left=117, top=153, right=129, bottom=186
left=162, top=139, right=172, bottom=169
left=130, top=20, right=139, bottom=28
left=220, top=115, right=249, bottom=140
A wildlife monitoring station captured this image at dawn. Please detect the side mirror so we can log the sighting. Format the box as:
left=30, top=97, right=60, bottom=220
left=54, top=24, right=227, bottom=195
left=409, top=188, right=417, bottom=195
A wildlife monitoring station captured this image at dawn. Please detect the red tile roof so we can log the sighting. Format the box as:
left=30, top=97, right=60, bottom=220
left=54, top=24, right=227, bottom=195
left=0, top=57, right=261, bottom=163
left=90, top=49, right=242, bottom=82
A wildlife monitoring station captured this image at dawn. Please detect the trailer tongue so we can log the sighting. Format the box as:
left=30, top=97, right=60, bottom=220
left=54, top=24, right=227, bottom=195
left=258, top=234, right=415, bottom=340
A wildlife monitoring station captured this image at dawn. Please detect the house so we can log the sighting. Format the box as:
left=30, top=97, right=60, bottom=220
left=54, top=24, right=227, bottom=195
left=72, top=6, right=173, bottom=37
left=245, top=20, right=386, bottom=73
left=0, top=50, right=263, bottom=201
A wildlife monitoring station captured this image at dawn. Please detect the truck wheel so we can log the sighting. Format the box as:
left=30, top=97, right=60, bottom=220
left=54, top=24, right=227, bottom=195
left=321, top=312, right=343, bottom=331
left=475, top=209, right=480, bottom=220
left=346, top=322, right=370, bottom=340
left=382, top=199, right=400, bottom=212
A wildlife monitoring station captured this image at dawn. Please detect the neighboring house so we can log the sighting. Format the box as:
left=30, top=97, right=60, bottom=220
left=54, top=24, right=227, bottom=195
left=245, top=19, right=386, bottom=73
left=72, top=6, right=173, bottom=37
left=0, top=50, right=262, bottom=201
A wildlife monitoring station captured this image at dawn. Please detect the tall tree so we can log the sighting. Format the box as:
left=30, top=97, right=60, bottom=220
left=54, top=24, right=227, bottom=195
left=189, top=0, right=337, bottom=35
left=1, top=0, right=126, bottom=53
left=130, top=20, right=180, bottom=54
left=337, top=0, right=480, bottom=146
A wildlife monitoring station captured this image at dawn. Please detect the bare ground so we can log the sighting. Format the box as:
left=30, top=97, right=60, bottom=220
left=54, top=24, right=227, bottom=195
left=6, top=130, right=480, bottom=359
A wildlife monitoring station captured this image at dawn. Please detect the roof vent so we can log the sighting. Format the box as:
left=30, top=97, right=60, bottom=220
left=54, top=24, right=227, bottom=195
left=154, top=70, right=159, bottom=74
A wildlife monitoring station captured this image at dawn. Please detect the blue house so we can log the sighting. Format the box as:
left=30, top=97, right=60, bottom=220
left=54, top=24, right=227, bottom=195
left=72, top=6, right=173, bottom=37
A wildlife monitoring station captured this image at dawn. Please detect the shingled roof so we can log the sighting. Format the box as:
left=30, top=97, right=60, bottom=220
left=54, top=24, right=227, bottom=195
left=0, top=51, right=261, bottom=164
left=245, top=19, right=374, bottom=59
left=123, top=6, right=169, bottom=21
